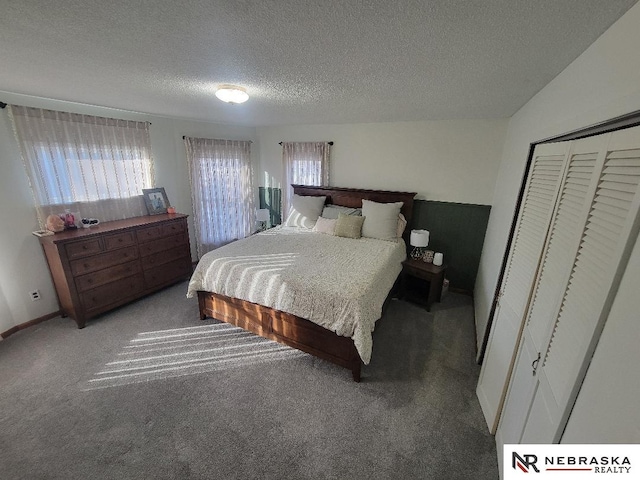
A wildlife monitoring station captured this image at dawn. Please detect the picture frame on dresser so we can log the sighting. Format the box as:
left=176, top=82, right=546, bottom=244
left=142, top=187, right=170, bottom=215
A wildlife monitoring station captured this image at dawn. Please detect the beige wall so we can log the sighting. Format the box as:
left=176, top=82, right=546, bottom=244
left=0, top=91, right=257, bottom=335
left=257, top=120, right=507, bottom=205
left=474, top=1, right=640, bottom=352
left=0, top=108, right=53, bottom=333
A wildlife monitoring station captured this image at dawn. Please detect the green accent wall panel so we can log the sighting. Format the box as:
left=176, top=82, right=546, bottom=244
left=411, top=200, right=491, bottom=293
left=259, top=187, right=282, bottom=226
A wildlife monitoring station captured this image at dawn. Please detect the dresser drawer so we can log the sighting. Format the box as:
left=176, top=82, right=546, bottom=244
left=403, top=262, right=443, bottom=282
left=141, top=245, right=190, bottom=271
left=143, top=257, right=191, bottom=289
left=70, top=246, right=139, bottom=276
left=65, top=238, right=103, bottom=259
left=139, top=233, right=188, bottom=257
left=104, top=231, right=136, bottom=251
left=80, top=274, right=144, bottom=313
left=136, top=225, right=163, bottom=243
left=162, top=220, right=186, bottom=237
left=75, top=261, right=142, bottom=293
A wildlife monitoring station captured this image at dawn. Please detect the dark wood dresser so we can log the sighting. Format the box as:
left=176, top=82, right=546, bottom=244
left=39, top=214, right=192, bottom=328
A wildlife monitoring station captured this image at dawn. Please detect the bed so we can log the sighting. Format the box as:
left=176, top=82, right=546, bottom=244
left=187, top=185, right=416, bottom=381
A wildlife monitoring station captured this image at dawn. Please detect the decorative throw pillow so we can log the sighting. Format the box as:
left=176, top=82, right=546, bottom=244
left=334, top=213, right=365, bottom=239
left=321, top=205, right=361, bottom=219
left=361, top=199, right=404, bottom=241
left=312, top=216, right=337, bottom=235
left=397, top=213, right=407, bottom=238
left=284, top=194, right=326, bottom=229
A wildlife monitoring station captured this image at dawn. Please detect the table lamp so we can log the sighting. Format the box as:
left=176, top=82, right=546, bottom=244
left=410, top=229, right=430, bottom=260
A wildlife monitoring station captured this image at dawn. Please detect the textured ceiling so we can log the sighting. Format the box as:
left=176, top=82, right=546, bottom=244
left=0, top=0, right=637, bottom=126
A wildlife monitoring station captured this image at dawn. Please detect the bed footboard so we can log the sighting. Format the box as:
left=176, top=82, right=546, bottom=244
left=197, top=291, right=362, bottom=382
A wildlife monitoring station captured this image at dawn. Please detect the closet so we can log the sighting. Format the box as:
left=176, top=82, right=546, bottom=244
left=477, top=125, right=640, bottom=445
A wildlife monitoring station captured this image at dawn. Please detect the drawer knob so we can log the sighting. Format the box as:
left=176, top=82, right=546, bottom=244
left=83, top=245, right=88, bottom=250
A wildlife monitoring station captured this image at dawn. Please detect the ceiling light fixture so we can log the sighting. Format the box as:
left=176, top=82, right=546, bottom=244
left=215, top=85, right=249, bottom=104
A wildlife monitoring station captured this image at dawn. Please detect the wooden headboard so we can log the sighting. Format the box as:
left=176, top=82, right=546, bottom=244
left=292, top=185, right=417, bottom=241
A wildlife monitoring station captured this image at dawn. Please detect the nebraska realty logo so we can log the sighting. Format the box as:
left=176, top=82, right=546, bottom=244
left=504, top=445, right=639, bottom=479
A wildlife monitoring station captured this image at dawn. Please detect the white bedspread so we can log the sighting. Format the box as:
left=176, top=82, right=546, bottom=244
left=186, top=226, right=406, bottom=364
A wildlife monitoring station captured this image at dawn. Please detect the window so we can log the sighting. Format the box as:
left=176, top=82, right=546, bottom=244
left=9, top=105, right=154, bottom=226
left=184, top=137, right=254, bottom=257
left=281, top=142, right=331, bottom=216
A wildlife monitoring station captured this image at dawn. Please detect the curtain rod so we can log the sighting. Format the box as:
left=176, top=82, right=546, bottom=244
left=182, top=135, right=252, bottom=143
left=0, top=102, right=152, bottom=125
left=279, top=141, right=333, bottom=145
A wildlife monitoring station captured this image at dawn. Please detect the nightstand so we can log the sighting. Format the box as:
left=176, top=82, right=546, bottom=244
left=400, top=259, right=447, bottom=311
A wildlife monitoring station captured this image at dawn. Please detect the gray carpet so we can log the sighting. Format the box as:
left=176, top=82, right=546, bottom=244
left=0, top=282, right=498, bottom=479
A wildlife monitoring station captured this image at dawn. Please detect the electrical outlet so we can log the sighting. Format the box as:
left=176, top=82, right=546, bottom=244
left=29, top=290, right=41, bottom=301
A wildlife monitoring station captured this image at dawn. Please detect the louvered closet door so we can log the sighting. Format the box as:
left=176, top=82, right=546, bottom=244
left=522, top=126, right=640, bottom=443
left=477, top=142, right=569, bottom=432
left=496, top=133, right=607, bottom=446
left=496, top=125, right=640, bottom=445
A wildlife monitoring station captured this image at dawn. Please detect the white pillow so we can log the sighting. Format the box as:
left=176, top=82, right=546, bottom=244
left=321, top=205, right=361, bottom=219
left=284, top=194, right=326, bottom=229
left=312, top=216, right=337, bottom=235
left=361, top=199, right=404, bottom=241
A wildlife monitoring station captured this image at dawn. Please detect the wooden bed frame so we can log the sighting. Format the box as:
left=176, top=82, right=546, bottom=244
left=197, top=185, right=416, bottom=381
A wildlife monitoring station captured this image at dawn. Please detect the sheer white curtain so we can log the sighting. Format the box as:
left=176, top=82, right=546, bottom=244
left=184, top=137, right=254, bottom=257
left=9, top=105, right=154, bottom=227
left=281, top=142, right=330, bottom=217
